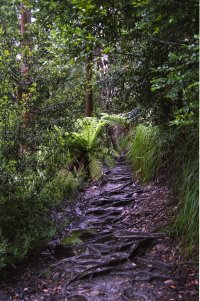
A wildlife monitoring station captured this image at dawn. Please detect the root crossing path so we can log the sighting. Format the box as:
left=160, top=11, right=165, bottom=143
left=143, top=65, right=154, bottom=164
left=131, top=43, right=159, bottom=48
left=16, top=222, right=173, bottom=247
left=1, top=156, right=198, bottom=301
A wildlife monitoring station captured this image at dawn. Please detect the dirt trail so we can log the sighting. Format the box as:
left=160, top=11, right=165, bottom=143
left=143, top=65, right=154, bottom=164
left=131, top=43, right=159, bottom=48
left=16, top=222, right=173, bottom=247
left=0, top=156, right=198, bottom=300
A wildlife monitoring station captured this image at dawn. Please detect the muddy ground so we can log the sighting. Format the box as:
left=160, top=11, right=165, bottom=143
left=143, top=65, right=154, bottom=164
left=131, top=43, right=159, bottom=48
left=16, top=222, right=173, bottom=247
left=0, top=156, right=198, bottom=301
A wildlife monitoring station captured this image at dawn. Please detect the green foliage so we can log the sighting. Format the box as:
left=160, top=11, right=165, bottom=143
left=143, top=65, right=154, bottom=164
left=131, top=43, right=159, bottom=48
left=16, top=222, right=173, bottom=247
left=128, top=125, right=161, bottom=182
left=100, top=113, right=128, bottom=126
left=126, top=125, right=198, bottom=252
left=40, top=170, right=85, bottom=204
left=0, top=146, right=85, bottom=269
left=168, top=132, right=199, bottom=252
left=151, top=38, right=199, bottom=127
left=0, top=1, right=88, bottom=271
left=117, top=130, right=133, bottom=153
left=0, top=114, right=84, bottom=270
left=174, top=156, right=198, bottom=252
left=72, top=117, right=107, bottom=151
left=0, top=186, right=54, bottom=267
left=55, top=115, right=125, bottom=181
left=88, top=155, right=103, bottom=181
left=0, top=111, right=122, bottom=271
left=0, top=0, right=198, bottom=268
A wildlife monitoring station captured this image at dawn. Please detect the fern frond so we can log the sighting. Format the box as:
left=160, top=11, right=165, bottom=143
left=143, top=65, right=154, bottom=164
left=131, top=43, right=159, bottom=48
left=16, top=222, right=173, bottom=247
left=88, top=155, right=103, bottom=181
left=104, top=154, right=115, bottom=168
left=79, top=117, right=106, bottom=151
left=100, top=113, right=127, bottom=126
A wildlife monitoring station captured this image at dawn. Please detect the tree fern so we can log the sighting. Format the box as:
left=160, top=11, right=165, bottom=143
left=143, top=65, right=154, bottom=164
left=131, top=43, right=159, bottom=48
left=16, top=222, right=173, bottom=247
left=73, top=117, right=106, bottom=151
left=55, top=115, right=128, bottom=181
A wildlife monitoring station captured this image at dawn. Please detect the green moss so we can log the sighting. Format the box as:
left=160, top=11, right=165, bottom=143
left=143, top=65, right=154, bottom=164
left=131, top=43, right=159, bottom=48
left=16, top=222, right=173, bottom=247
left=61, top=235, right=83, bottom=245
left=61, top=229, right=96, bottom=245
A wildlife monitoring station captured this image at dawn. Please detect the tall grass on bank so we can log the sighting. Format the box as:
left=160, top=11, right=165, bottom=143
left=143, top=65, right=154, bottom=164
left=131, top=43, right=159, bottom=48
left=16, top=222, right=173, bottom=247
left=172, top=136, right=199, bottom=252
left=127, top=125, right=161, bottom=183
left=125, top=124, right=198, bottom=252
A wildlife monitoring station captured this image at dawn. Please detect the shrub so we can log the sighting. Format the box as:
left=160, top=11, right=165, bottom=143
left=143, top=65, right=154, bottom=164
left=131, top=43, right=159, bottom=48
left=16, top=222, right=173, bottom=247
left=0, top=129, right=86, bottom=271
left=0, top=165, right=85, bottom=270
left=40, top=168, right=85, bottom=204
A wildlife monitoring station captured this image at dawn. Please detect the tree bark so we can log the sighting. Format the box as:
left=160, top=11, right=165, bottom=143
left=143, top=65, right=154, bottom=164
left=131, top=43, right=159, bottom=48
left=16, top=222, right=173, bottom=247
left=20, top=6, right=32, bottom=128
left=19, top=6, right=32, bottom=154
left=85, top=55, right=93, bottom=117
left=21, top=10, right=31, bottom=34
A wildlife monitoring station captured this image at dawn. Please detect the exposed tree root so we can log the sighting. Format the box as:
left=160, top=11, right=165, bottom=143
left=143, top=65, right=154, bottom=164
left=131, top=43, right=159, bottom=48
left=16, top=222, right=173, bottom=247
left=4, top=157, right=191, bottom=301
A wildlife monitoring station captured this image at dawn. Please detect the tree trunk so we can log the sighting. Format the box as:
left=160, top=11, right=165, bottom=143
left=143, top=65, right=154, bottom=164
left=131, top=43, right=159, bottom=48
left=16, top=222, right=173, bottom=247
left=21, top=9, right=31, bottom=36
left=85, top=55, right=93, bottom=117
left=19, top=6, right=32, bottom=153
left=20, top=6, right=31, bottom=127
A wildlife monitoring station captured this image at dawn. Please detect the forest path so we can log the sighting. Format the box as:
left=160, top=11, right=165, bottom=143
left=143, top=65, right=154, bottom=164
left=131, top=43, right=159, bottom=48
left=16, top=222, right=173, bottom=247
left=1, top=155, right=198, bottom=301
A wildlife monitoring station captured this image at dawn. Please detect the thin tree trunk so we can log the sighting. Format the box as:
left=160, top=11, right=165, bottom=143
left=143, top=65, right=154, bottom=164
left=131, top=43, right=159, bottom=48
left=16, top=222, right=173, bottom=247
left=20, top=6, right=31, bottom=127
left=85, top=55, right=93, bottom=117
left=19, top=6, right=32, bottom=153
left=21, top=9, right=31, bottom=37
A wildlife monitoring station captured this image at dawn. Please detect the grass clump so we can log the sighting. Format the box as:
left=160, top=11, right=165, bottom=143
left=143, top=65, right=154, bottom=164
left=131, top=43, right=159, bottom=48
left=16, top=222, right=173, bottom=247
left=171, top=135, right=199, bottom=252
left=124, top=124, right=198, bottom=253
left=128, top=125, right=161, bottom=183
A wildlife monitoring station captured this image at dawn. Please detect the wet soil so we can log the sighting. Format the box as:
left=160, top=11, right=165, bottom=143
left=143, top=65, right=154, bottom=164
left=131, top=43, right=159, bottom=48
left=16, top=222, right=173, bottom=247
left=0, top=156, right=198, bottom=301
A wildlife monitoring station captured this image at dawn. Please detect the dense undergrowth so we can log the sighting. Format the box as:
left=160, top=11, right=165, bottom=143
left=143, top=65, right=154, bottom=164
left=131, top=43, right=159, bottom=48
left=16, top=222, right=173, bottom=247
left=0, top=114, right=125, bottom=271
left=119, top=124, right=198, bottom=253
